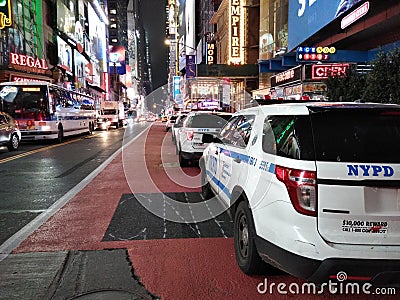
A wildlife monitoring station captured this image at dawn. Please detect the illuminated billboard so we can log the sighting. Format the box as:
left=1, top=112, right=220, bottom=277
left=0, top=0, right=12, bottom=29
left=288, top=0, right=363, bottom=50
left=108, top=45, right=126, bottom=75
left=88, top=2, right=107, bottom=86
left=57, top=36, right=73, bottom=74
left=229, top=0, right=244, bottom=65
left=57, top=0, right=75, bottom=40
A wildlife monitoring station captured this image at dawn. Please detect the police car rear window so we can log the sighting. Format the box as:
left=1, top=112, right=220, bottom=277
left=310, top=110, right=400, bottom=163
left=187, top=114, right=230, bottom=128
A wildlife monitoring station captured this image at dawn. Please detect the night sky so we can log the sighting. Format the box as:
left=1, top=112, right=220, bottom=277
left=140, top=1, right=168, bottom=91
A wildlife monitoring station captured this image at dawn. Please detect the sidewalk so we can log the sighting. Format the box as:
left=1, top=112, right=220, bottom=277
left=0, top=249, right=154, bottom=299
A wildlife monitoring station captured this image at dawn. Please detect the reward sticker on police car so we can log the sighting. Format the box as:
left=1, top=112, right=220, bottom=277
left=342, top=220, right=388, bottom=234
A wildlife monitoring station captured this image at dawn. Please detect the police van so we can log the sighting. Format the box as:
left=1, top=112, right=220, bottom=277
left=200, top=101, right=400, bottom=285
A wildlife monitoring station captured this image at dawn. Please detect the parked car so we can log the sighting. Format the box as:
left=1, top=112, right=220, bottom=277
left=171, top=113, right=187, bottom=144
left=176, top=111, right=232, bottom=166
left=0, top=111, right=21, bottom=151
left=165, top=115, right=178, bottom=131
left=96, top=117, right=111, bottom=131
left=200, top=101, right=400, bottom=285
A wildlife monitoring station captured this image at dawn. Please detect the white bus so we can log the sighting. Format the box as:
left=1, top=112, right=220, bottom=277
left=0, top=82, right=96, bottom=142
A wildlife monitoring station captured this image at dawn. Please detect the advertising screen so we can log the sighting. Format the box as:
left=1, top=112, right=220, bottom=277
left=288, top=0, right=363, bottom=50
left=57, top=0, right=75, bottom=40
left=75, top=50, right=89, bottom=87
left=57, top=36, right=73, bottom=74
left=109, top=45, right=126, bottom=75
left=88, top=3, right=107, bottom=86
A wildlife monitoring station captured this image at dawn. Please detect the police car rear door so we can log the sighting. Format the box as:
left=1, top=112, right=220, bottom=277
left=311, top=107, right=400, bottom=245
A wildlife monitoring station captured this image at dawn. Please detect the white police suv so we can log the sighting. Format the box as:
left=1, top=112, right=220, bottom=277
left=176, top=111, right=231, bottom=166
left=200, top=101, right=400, bottom=285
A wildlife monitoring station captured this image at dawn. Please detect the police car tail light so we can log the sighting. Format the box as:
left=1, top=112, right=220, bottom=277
left=275, top=166, right=317, bottom=217
left=185, top=130, right=194, bottom=141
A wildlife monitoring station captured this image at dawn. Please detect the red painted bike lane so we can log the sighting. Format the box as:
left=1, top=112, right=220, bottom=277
left=13, top=123, right=397, bottom=300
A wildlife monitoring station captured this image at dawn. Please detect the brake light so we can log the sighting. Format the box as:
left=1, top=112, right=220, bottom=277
left=185, top=130, right=194, bottom=141
left=275, top=165, right=317, bottom=217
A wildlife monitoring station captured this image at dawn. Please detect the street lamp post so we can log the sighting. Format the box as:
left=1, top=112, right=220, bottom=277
left=165, top=39, right=197, bottom=78
left=110, top=53, right=119, bottom=101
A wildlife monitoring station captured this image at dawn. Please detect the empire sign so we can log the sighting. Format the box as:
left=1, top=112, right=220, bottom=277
left=229, top=0, right=243, bottom=64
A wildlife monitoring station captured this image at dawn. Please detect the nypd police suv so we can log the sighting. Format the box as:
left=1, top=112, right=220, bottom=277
left=200, top=101, right=400, bottom=285
left=176, top=111, right=232, bottom=166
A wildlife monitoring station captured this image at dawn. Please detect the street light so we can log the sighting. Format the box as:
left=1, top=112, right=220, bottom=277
left=109, top=52, right=119, bottom=101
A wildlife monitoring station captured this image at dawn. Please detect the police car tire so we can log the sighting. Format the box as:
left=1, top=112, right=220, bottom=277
left=201, top=162, right=213, bottom=199
left=234, top=201, right=265, bottom=275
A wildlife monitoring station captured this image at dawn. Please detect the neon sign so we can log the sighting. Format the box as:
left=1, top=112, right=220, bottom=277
left=207, top=43, right=216, bottom=65
left=0, top=0, right=12, bottom=29
left=229, top=0, right=244, bottom=65
left=9, top=53, right=48, bottom=70
left=311, top=63, right=350, bottom=79
left=11, top=76, right=50, bottom=83
left=341, top=1, right=370, bottom=29
left=271, top=66, right=302, bottom=87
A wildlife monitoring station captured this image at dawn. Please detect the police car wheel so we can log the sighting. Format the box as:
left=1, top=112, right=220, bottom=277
left=234, top=201, right=265, bottom=275
left=201, top=163, right=213, bottom=200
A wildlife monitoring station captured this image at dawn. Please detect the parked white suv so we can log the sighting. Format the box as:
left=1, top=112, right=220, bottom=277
left=200, top=101, right=400, bottom=285
left=176, top=111, right=232, bottom=166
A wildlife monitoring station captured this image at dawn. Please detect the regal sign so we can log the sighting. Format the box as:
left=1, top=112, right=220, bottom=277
left=9, top=53, right=49, bottom=75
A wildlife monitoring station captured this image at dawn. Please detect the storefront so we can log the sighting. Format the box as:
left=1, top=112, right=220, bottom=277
left=270, top=63, right=351, bottom=100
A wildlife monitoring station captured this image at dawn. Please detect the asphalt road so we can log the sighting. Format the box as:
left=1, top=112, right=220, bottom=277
left=0, top=121, right=150, bottom=245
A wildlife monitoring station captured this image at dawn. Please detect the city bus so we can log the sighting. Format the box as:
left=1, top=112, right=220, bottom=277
left=0, top=81, right=96, bottom=142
